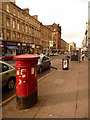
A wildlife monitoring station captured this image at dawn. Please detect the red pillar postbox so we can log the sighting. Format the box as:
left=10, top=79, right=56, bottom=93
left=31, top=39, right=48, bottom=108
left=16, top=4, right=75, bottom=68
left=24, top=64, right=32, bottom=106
left=13, top=54, right=40, bottom=110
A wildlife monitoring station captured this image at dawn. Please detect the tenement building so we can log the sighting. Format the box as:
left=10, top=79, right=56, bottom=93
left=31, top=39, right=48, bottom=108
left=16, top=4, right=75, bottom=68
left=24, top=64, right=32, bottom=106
left=40, top=23, right=52, bottom=53
left=0, top=1, right=52, bottom=56
left=46, top=23, right=61, bottom=53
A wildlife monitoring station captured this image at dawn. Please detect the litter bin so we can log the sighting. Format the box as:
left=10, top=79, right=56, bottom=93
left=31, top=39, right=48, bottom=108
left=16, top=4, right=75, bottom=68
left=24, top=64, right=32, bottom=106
left=62, top=58, right=69, bottom=70
left=71, top=50, right=79, bottom=61
left=13, top=54, right=40, bottom=110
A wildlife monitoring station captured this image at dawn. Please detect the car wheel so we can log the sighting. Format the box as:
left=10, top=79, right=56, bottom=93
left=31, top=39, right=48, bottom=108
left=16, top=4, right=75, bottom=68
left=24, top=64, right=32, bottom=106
left=39, top=67, right=42, bottom=74
left=7, top=78, right=15, bottom=90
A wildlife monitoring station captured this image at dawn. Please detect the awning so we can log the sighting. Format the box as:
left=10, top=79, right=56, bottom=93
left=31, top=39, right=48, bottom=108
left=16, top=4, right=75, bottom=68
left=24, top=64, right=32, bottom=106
left=6, top=46, right=18, bottom=49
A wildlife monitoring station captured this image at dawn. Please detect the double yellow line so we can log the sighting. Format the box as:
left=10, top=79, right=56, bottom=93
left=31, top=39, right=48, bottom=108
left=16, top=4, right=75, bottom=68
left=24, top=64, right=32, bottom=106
left=0, top=71, right=53, bottom=106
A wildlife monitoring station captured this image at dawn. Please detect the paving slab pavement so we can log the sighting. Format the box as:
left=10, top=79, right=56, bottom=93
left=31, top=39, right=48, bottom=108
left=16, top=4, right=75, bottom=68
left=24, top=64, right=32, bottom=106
left=2, top=58, right=88, bottom=119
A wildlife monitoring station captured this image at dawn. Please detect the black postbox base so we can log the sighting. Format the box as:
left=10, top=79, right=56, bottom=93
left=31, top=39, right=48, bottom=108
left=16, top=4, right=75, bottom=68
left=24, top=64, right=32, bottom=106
left=63, top=67, right=69, bottom=70
left=16, top=91, right=37, bottom=110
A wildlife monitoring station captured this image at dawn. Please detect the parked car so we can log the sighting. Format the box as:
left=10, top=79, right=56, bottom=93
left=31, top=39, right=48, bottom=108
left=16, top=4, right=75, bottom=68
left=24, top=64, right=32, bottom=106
left=50, top=53, right=54, bottom=56
left=60, top=51, right=64, bottom=55
left=38, top=55, right=51, bottom=73
left=54, top=53, right=59, bottom=56
left=0, top=56, right=13, bottom=61
left=0, top=61, right=16, bottom=90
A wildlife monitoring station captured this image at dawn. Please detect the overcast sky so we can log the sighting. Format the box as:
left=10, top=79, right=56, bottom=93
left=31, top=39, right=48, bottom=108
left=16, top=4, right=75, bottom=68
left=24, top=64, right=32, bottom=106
left=16, top=0, right=89, bottom=47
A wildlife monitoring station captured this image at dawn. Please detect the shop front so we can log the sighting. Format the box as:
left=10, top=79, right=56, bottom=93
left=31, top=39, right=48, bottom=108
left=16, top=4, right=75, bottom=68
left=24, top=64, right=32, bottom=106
left=30, top=44, right=35, bottom=54
left=21, top=43, right=27, bottom=54
left=21, top=43, right=31, bottom=54
left=26, top=43, right=30, bottom=53
left=6, top=45, right=18, bottom=56
left=2, top=40, right=22, bottom=56
left=43, top=47, right=49, bottom=54
left=35, top=45, right=41, bottom=54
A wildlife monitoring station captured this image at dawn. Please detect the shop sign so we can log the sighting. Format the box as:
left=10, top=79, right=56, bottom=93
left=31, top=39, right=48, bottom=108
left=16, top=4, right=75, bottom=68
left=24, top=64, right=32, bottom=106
left=6, top=41, right=17, bottom=46
left=22, top=43, right=26, bottom=46
left=26, top=43, right=30, bottom=46
left=36, top=46, right=40, bottom=49
left=36, top=45, right=41, bottom=49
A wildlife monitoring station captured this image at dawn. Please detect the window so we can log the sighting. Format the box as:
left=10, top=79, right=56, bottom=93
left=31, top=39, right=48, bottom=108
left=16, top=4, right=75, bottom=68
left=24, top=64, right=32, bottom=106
left=6, top=4, right=9, bottom=13
left=17, top=22, right=20, bottom=30
left=53, top=33, right=56, bottom=35
left=26, top=25, right=28, bottom=33
left=0, top=30, right=3, bottom=40
left=12, top=33, right=16, bottom=40
left=13, top=8, right=16, bottom=16
left=22, top=24, right=24, bottom=32
left=18, top=10, right=20, bottom=18
left=26, top=16, right=27, bottom=21
left=22, top=13, right=24, bottom=19
left=29, top=17, right=30, bottom=23
left=17, top=33, right=20, bottom=40
left=6, top=31, right=10, bottom=40
left=2, top=13, right=4, bottom=26
left=25, top=36, right=28, bottom=42
left=42, top=57, right=46, bottom=62
left=6, top=17, right=10, bottom=27
left=13, top=19, right=16, bottom=29
left=22, top=35, right=24, bottom=42
left=2, top=63, right=9, bottom=72
left=54, top=29, right=56, bottom=31
left=29, top=27, right=31, bottom=34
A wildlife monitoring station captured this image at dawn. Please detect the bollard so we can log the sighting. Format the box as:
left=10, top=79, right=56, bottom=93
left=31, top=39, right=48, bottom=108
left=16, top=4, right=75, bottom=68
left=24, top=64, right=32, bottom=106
left=13, top=54, right=40, bottom=110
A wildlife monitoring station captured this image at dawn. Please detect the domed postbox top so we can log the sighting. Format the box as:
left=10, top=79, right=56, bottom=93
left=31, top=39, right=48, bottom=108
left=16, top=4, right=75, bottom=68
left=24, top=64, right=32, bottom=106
left=13, top=54, right=40, bottom=61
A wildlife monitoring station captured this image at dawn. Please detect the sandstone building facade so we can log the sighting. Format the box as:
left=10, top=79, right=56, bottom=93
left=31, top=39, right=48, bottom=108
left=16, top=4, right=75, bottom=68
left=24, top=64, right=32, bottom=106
left=0, top=1, right=52, bottom=56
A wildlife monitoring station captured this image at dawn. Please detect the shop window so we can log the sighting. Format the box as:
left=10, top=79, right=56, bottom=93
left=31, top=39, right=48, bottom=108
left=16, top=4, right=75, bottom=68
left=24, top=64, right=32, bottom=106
left=6, top=31, right=10, bottom=40
left=13, top=8, right=16, bottom=16
left=6, top=4, right=10, bottom=13
left=6, top=17, right=10, bottom=27
left=12, top=33, right=16, bottom=40
left=13, top=19, right=16, bottom=29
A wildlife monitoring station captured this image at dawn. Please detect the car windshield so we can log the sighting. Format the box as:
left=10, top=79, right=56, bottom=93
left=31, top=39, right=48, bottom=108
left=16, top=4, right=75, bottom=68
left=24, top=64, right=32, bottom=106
left=38, top=57, right=42, bottom=62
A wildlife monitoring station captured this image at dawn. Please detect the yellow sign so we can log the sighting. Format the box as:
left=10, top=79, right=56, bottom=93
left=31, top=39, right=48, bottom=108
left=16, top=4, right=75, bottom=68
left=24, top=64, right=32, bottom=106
left=50, top=43, right=53, bottom=47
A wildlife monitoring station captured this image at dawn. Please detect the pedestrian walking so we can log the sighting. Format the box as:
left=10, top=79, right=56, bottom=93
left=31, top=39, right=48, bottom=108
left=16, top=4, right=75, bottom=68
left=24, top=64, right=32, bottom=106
left=81, top=51, right=84, bottom=61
